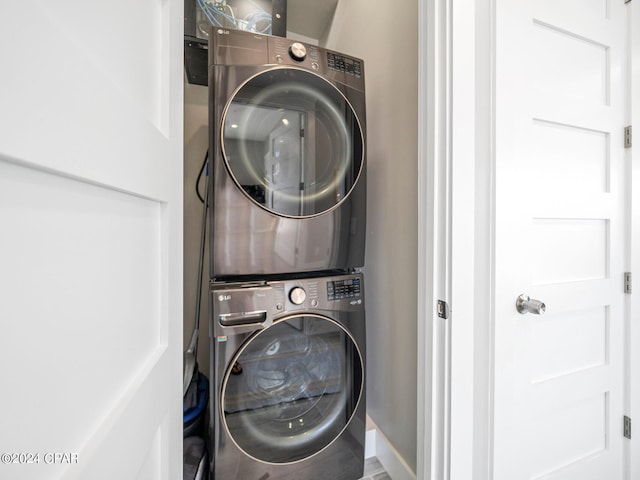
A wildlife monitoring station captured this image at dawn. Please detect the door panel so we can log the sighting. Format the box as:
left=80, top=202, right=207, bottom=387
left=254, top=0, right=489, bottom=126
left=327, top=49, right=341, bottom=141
left=0, top=2, right=182, bottom=480
left=494, top=0, right=627, bottom=478
left=530, top=119, right=609, bottom=193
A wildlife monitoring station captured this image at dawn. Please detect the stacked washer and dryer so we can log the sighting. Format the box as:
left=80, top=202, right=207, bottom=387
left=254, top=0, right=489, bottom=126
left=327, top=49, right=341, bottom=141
left=208, top=28, right=367, bottom=480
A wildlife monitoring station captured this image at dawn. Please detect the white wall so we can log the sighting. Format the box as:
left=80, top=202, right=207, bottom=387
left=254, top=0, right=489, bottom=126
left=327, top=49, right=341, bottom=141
left=322, top=1, right=419, bottom=474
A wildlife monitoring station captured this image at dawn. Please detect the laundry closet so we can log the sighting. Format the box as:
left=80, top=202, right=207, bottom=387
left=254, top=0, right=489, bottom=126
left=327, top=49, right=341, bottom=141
left=183, top=0, right=419, bottom=478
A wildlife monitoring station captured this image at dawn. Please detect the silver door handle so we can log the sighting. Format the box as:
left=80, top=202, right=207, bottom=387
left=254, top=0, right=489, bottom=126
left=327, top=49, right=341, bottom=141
left=516, top=294, right=546, bottom=315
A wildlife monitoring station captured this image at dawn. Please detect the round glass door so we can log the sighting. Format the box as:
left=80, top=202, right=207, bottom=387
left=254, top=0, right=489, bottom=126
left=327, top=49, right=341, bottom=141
left=222, top=68, right=364, bottom=218
left=221, top=315, right=364, bottom=464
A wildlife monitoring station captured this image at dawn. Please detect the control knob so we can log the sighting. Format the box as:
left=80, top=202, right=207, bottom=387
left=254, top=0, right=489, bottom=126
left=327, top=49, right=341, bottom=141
left=288, top=42, right=307, bottom=62
left=289, top=286, right=307, bottom=305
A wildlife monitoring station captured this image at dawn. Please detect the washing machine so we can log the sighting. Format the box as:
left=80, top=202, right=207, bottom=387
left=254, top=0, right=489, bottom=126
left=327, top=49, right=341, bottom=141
left=208, top=28, right=367, bottom=279
left=209, top=272, right=366, bottom=479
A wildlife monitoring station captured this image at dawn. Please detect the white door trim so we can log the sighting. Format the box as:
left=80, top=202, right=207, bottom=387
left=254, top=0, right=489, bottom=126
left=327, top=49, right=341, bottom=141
left=450, top=0, right=494, bottom=478
left=418, top=1, right=504, bottom=478
left=441, top=0, right=496, bottom=478
left=417, top=0, right=454, bottom=479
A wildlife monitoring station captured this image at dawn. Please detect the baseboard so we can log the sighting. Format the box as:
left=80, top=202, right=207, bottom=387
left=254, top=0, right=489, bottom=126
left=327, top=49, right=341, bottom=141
left=365, top=427, right=376, bottom=459
left=365, top=416, right=416, bottom=480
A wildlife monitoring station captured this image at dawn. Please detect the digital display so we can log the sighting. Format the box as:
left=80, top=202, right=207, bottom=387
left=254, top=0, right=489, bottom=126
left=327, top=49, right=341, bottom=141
left=327, top=53, right=362, bottom=78
left=327, top=277, right=361, bottom=300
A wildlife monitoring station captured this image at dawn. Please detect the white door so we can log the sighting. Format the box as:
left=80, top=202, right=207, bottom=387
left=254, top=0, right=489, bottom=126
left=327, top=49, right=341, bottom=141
left=0, top=3, right=183, bottom=480
left=494, top=1, right=629, bottom=479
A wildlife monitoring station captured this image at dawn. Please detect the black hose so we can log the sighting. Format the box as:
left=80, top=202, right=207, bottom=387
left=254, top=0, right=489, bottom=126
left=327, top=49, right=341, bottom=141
left=195, top=150, right=208, bottom=204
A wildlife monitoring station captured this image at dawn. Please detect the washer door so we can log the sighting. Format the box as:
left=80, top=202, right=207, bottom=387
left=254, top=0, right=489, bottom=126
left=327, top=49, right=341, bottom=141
left=221, top=315, right=364, bottom=464
left=222, top=68, right=364, bottom=218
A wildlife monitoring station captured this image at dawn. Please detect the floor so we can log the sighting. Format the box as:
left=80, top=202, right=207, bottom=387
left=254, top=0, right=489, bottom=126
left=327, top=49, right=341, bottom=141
left=360, top=457, right=391, bottom=480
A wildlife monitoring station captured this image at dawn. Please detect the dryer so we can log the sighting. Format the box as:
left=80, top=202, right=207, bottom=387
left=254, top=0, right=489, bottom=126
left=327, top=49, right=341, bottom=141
left=208, top=28, right=367, bottom=279
left=209, top=272, right=366, bottom=479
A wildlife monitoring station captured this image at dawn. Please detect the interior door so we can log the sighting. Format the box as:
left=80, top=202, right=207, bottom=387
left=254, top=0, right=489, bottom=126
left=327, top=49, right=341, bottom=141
left=494, top=1, right=629, bottom=479
left=0, top=2, right=183, bottom=480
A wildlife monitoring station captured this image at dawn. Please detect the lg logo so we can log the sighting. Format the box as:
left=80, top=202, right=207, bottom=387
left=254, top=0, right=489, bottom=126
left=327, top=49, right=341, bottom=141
left=218, top=294, right=231, bottom=302
left=217, top=29, right=230, bottom=35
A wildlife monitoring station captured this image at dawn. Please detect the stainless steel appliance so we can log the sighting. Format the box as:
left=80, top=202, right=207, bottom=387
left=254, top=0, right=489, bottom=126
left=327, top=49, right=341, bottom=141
left=208, top=28, right=367, bottom=279
left=209, top=272, right=366, bottom=479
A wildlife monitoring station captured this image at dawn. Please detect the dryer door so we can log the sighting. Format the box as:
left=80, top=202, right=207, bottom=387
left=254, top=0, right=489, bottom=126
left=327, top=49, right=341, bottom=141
left=221, top=67, right=364, bottom=218
left=221, top=314, right=364, bottom=464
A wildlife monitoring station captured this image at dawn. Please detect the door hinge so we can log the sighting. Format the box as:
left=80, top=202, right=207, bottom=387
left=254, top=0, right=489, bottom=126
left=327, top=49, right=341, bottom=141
left=624, top=416, right=632, bottom=439
left=437, top=300, right=449, bottom=319
left=625, top=272, right=632, bottom=294
left=625, top=126, right=632, bottom=148
left=300, top=128, right=305, bottom=138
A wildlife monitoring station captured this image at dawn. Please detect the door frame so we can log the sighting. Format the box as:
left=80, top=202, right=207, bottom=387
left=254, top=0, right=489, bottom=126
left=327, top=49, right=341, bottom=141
left=416, top=0, right=450, bottom=478
left=418, top=0, right=493, bottom=478
left=418, top=1, right=639, bottom=479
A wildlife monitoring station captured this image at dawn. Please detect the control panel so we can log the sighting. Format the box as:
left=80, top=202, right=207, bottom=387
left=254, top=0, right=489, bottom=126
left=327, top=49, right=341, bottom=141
left=267, top=274, right=364, bottom=313
left=327, top=277, right=361, bottom=300
left=268, top=36, right=363, bottom=80
left=327, top=52, right=362, bottom=78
